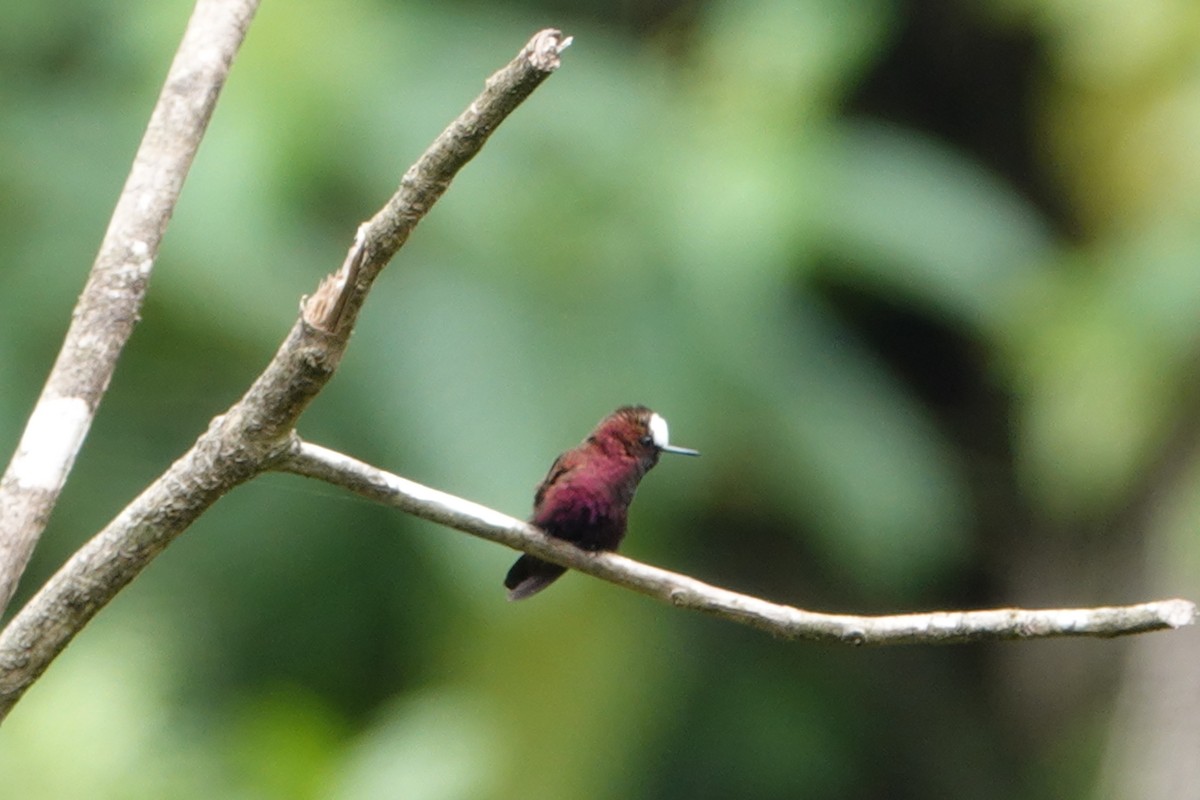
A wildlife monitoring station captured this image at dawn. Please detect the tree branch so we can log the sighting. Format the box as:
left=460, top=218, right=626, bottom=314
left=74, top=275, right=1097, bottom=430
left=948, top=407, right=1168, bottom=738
left=302, top=27, right=572, bottom=335
left=277, top=440, right=1197, bottom=644
left=0, top=0, right=260, bottom=615
left=0, top=28, right=572, bottom=722
left=3, top=15, right=1191, bottom=738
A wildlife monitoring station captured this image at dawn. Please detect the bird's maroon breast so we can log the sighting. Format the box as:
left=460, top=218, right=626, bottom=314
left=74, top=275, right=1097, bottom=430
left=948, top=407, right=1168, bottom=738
left=532, top=478, right=628, bottom=551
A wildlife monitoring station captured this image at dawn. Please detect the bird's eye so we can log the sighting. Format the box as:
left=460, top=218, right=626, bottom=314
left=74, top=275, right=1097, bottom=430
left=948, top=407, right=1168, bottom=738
left=639, top=434, right=654, bottom=446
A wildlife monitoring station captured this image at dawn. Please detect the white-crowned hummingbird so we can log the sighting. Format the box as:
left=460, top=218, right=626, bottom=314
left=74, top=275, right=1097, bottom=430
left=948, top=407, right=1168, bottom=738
left=504, top=405, right=699, bottom=600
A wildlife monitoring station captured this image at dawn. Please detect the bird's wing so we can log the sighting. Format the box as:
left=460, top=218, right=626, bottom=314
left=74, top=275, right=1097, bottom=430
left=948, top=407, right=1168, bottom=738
left=533, top=452, right=575, bottom=508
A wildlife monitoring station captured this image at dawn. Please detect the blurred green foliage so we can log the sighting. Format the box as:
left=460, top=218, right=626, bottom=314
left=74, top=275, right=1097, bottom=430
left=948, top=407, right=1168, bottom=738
left=3, top=0, right=1200, bottom=798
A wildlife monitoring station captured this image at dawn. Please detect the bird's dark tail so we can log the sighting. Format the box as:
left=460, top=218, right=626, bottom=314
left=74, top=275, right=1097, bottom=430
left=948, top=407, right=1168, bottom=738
left=504, top=555, right=567, bottom=601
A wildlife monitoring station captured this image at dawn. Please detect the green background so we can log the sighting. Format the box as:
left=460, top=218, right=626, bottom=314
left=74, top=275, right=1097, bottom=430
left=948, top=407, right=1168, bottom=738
left=2, top=0, right=1199, bottom=797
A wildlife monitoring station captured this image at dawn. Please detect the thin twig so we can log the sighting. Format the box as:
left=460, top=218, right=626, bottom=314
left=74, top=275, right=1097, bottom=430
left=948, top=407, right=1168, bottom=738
left=278, top=440, right=1197, bottom=644
left=0, top=0, right=260, bottom=614
left=0, top=29, right=571, bottom=722
left=303, top=27, right=572, bottom=334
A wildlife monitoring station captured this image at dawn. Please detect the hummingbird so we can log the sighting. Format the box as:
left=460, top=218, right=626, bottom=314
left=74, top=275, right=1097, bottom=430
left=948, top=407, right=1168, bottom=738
left=504, top=405, right=700, bottom=600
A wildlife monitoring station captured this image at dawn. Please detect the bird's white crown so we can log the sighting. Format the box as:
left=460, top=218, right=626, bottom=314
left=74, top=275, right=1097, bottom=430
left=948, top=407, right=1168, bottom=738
left=648, top=412, right=670, bottom=449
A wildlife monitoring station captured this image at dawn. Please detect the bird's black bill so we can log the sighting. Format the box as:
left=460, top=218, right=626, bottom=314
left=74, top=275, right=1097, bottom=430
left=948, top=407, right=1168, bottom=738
left=660, top=444, right=700, bottom=456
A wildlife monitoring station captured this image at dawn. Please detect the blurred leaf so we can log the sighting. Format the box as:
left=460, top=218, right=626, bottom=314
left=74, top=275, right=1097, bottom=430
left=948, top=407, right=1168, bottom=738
left=0, top=609, right=227, bottom=800
left=815, top=121, right=1053, bottom=330
left=328, top=689, right=505, bottom=800
left=229, top=686, right=348, bottom=800
left=1003, top=224, right=1200, bottom=516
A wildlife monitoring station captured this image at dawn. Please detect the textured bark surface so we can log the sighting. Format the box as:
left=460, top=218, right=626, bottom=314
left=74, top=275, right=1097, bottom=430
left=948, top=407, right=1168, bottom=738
left=0, top=26, right=571, bottom=722
left=0, top=0, right=260, bottom=614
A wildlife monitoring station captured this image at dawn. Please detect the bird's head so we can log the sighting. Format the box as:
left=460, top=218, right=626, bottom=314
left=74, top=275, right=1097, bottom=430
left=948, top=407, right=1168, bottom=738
left=590, top=405, right=700, bottom=469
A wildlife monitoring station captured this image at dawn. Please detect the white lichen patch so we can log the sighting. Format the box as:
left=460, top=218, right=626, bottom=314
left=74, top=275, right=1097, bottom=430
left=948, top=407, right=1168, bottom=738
left=11, top=396, right=91, bottom=490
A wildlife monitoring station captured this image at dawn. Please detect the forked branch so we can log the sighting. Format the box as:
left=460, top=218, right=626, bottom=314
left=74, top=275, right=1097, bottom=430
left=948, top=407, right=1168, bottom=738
left=0, top=12, right=1193, bottom=738
left=0, top=27, right=572, bottom=722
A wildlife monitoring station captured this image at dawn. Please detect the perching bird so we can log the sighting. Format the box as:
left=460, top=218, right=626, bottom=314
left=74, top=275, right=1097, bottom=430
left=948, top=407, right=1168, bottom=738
left=504, top=405, right=699, bottom=600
